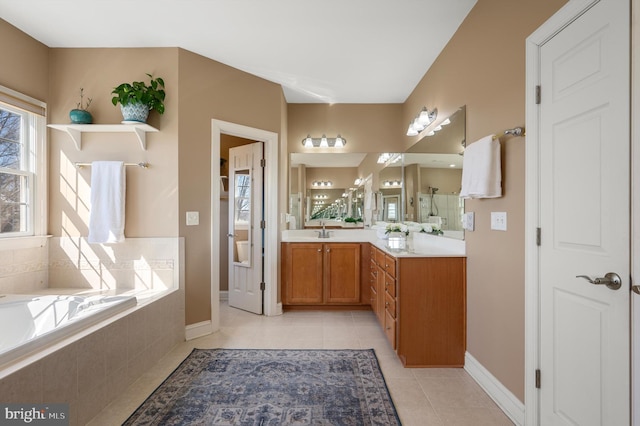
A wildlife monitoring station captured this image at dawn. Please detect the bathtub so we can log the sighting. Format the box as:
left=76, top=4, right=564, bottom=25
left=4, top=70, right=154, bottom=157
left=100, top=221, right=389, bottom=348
left=0, top=293, right=137, bottom=368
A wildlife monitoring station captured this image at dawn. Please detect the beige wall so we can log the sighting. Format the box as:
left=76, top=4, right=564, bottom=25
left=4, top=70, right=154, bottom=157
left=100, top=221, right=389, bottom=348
left=48, top=48, right=180, bottom=240
left=403, top=0, right=567, bottom=401
left=288, top=104, right=403, bottom=153
left=0, top=19, right=49, bottom=102
left=177, top=48, right=285, bottom=324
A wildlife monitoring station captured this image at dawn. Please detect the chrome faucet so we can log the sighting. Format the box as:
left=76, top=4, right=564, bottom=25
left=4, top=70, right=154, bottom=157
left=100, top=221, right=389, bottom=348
left=317, top=221, right=331, bottom=238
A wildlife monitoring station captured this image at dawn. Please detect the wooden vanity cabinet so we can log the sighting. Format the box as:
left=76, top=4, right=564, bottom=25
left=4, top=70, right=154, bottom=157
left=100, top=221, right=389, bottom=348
left=282, top=242, right=365, bottom=306
left=368, top=244, right=466, bottom=367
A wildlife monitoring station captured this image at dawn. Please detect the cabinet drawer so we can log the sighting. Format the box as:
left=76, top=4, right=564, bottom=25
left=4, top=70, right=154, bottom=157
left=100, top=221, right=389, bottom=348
left=384, top=255, right=396, bottom=277
left=384, top=309, right=396, bottom=349
left=384, top=276, right=396, bottom=297
left=375, top=248, right=386, bottom=266
left=384, top=292, right=396, bottom=318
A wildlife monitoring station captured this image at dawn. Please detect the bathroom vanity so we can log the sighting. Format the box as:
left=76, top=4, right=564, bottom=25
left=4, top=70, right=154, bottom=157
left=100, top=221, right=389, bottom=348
left=281, top=229, right=466, bottom=367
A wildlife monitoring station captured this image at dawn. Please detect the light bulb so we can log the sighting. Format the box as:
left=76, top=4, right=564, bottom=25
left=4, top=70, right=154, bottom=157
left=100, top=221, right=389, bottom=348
left=417, top=107, right=432, bottom=125
left=334, top=135, right=344, bottom=148
left=320, top=134, right=328, bottom=147
left=303, top=135, right=313, bottom=147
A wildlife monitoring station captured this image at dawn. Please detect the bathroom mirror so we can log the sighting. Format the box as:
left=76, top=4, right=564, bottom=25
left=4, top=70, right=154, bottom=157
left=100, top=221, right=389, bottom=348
left=231, top=169, right=252, bottom=266
left=403, top=106, right=466, bottom=239
left=289, top=152, right=381, bottom=228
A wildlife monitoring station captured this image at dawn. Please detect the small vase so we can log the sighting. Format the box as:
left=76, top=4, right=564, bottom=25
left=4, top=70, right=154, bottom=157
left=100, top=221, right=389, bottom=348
left=120, top=102, right=149, bottom=123
left=387, top=232, right=407, bottom=251
left=69, top=109, right=92, bottom=124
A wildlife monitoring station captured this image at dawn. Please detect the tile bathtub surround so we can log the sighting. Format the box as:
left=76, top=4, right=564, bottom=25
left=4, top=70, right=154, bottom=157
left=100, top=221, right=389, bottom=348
left=0, top=243, right=48, bottom=294
left=48, top=237, right=180, bottom=291
left=0, top=290, right=185, bottom=426
left=88, top=303, right=514, bottom=426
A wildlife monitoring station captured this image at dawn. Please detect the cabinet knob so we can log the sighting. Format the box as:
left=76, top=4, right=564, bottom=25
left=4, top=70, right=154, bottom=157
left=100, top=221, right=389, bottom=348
left=385, top=302, right=389, bottom=306
left=326, top=248, right=330, bottom=253
left=317, top=249, right=322, bottom=252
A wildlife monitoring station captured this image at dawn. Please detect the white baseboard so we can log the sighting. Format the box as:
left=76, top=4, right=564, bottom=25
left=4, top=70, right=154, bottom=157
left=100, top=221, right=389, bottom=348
left=185, top=320, right=214, bottom=341
left=219, top=291, right=229, bottom=301
left=464, top=352, right=525, bottom=426
left=276, top=302, right=283, bottom=316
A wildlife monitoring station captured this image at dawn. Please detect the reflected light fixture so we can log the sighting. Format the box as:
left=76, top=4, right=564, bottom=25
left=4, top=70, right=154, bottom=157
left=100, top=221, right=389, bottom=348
left=383, top=180, right=402, bottom=187
left=354, top=178, right=363, bottom=185
left=312, top=181, right=333, bottom=187
left=301, top=134, right=347, bottom=148
left=377, top=153, right=401, bottom=165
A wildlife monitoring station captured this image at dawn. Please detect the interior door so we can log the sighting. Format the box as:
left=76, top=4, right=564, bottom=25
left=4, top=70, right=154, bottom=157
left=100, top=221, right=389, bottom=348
left=228, top=142, right=264, bottom=314
left=538, top=0, right=630, bottom=424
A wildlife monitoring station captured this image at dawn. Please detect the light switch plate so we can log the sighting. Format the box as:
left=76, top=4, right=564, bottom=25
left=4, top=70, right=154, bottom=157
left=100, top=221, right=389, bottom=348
left=186, top=211, right=199, bottom=226
left=463, top=212, right=475, bottom=231
left=491, top=211, right=507, bottom=231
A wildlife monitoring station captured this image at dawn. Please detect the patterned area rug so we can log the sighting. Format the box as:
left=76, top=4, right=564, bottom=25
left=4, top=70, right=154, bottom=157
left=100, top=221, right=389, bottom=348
left=124, top=348, right=401, bottom=425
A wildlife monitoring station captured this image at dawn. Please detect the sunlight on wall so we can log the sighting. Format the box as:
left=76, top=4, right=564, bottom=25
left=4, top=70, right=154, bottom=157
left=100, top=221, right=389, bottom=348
left=59, top=151, right=90, bottom=228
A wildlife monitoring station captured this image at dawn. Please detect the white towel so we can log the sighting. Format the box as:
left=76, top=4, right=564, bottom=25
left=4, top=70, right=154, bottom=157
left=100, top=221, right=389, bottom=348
left=460, top=135, right=502, bottom=199
left=88, top=161, right=126, bottom=244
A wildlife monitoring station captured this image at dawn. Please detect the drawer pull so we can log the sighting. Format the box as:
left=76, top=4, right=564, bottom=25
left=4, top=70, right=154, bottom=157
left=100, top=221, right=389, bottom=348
left=385, top=301, right=389, bottom=306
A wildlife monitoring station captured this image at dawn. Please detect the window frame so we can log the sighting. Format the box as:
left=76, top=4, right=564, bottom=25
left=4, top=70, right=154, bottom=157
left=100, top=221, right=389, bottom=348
left=0, top=85, right=47, bottom=245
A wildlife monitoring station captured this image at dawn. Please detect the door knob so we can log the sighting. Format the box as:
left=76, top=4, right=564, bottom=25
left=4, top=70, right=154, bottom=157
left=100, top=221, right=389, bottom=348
left=632, top=285, right=640, bottom=295
left=576, top=272, right=622, bottom=290
left=227, top=233, right=235, bottom=238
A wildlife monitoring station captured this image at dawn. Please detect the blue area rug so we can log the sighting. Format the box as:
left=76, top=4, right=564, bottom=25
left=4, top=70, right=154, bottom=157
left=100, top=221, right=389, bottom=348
left=124, top=348, right=401, bottom=425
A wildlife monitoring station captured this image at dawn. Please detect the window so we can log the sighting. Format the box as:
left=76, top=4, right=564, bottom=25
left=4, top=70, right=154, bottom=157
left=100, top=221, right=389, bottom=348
left=0, top=88, right=46, bottom=238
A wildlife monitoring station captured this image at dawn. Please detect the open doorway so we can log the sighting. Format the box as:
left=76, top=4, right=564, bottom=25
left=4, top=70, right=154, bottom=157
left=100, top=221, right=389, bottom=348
left=211, top=120, right=280, bottom=332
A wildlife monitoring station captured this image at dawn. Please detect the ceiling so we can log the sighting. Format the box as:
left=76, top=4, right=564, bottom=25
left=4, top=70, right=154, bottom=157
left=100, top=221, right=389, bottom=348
left=0, top=0, right=476, bottom=104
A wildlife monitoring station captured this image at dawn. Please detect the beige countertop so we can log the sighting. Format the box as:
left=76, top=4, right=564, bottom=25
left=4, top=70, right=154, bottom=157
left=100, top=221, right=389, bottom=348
left=281, top=229, right=465, bottom=258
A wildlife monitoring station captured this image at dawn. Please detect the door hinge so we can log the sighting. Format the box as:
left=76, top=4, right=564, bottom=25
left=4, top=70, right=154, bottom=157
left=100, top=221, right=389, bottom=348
left=260, top=220, right=266, bottom=229
left=260, top=158, right=266, bottom=167
left=260, top=282, right=265, bottom=291
left=535, top=369, right=541, bottom=389
left=535, top=85, right=541, bottom=104
left=536, top=227, right=541, bottom=246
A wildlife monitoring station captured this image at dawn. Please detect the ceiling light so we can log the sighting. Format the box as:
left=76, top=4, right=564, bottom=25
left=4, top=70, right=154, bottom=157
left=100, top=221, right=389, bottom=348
left=301, top=134, right=347, bottom=148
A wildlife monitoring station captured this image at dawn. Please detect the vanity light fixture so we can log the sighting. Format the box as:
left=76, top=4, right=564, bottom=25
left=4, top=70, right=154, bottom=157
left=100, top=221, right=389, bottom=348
left=301, top=134, right=347, bottom=148
left=406, top=107, right=437, bottom=136
left=354, top=178, right=363, bottom=185
left=312, top=181, right=332, bottom=187
left=314, top=194, right=329, bottom=199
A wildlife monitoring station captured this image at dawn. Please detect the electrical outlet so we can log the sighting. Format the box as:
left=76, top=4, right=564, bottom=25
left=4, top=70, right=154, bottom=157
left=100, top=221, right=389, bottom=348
left=186, top=211, right=199, bottom=226
left=463, top=212, right=475, bottom=231
left=491, top=212, right=507, bottom=231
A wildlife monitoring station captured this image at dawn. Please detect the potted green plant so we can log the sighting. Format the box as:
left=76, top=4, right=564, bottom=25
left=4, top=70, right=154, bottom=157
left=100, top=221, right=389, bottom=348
left=111, top=73, right=165, bottom=123
left=69, top=88, right=93, bottom=124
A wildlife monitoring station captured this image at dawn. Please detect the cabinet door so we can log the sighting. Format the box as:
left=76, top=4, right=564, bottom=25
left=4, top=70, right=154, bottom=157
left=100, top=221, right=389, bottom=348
left=324, top=243, right=360, bottom=303
left=285, top=243, right=323, bottom=304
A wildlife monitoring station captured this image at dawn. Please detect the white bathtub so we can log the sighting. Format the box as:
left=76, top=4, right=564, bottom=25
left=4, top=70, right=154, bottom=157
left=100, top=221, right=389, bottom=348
left=0, top=293, right=137, bottom=367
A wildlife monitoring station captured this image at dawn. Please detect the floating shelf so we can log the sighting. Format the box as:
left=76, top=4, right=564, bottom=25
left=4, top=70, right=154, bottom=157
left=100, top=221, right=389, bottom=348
left=48, top=123, right=158, bottom=151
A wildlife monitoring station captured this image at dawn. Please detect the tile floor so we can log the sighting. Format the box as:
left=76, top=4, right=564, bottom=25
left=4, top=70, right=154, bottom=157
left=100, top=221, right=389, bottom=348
left=89, top=303, right=514, bottom=425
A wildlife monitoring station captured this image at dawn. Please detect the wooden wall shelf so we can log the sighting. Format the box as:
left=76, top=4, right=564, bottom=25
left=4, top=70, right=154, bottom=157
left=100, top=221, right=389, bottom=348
left=48, top=123, right=158, bottom=151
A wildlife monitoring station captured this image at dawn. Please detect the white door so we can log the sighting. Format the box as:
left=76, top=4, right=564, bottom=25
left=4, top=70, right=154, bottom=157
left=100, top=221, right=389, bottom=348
left=228, top=142, right=264, bottom=314
left=538, top=0, right=629, bottom=424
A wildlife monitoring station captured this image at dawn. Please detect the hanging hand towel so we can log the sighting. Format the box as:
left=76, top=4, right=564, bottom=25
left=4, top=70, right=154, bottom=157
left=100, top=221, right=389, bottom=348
left=460, top=135, right=502, bottom=199
left=88, top=161, right=126, bottom=243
